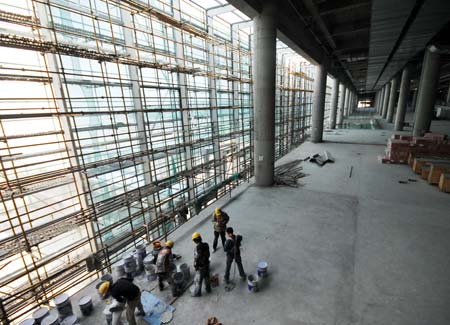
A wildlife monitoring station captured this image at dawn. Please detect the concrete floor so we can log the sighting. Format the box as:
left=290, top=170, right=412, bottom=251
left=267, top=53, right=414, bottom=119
left=69, top=114, right=450, bottom=325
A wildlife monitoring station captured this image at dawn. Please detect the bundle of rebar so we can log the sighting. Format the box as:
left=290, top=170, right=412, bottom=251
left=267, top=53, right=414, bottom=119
left=274, top=159, right=306, bottom=187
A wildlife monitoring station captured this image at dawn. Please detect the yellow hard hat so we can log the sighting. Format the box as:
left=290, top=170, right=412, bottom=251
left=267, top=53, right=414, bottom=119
left=192, top=232, right=201, bottom=241
left=98, top=281, right=110, bottom=298
left=165, top=240, right=174, bottom=248
left=215, top=208, right=221, bottom=215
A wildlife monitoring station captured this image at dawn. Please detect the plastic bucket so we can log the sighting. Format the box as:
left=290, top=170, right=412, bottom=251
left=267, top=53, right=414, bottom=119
left=41, top=314, right=60, bottom=325
left=60, top=315, right=78, bottom=325
left=20, top=319, right=36, bottom=325
left=135, top=244, right=147, bottom=259
left=114, top=260, right=126, bottom=278
left=247, top=274, right=259, bottom=293
left=54, top=293, right=73, bottom=319
left=78, top=296, right=93, bottom=316
left=173, top=272, right=184, bottom=289
left=123, top=253, right=137, bottom=274
left=257, top=261, right=268, bottom=278
left=32, top=307, right=49, bottom=323
left=179, top=263, right=190, bottom=282
left=143, top=255, right=154, bottom=270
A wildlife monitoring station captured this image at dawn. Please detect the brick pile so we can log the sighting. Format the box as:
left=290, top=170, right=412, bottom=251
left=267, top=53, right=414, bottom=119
left=380, top=133, right=450, bottom=164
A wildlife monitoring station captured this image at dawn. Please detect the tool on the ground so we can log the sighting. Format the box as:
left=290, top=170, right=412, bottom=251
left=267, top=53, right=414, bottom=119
left=398, top=180, right=408, bottom=184
left=349, top=166, right=353, bottom=178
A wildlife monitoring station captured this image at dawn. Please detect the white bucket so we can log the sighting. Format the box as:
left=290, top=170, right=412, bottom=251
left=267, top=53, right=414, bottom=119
left=257, top=261, right=268, bottom=278
left=247, top=274, right=259, bottom=293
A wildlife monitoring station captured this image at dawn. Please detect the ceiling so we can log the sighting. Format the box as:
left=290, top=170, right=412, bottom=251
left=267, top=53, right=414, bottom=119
left=227, top=0, right=450, bottom=94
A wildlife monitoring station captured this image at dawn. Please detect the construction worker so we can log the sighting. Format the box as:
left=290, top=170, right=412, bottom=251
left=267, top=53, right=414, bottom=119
left=155, top=240, right=177, bottom=296
left=151, top=240, right=181, bottom=264
left=223, top=227, right=246, bottom=284
left=191, top=232, right=211, bottom=297
left=212, top=207, right=229, bottom=252
left=98, top=278, right=145, bottom=325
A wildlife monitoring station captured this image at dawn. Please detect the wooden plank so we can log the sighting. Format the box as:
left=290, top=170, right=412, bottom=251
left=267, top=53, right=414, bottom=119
left=438, top=173, right=450, bottom=192
left=421, top=166, right=431, bottom=180
left=412, top=158, right=450, bottom=174
left=427, top=164, right=450, bottom=185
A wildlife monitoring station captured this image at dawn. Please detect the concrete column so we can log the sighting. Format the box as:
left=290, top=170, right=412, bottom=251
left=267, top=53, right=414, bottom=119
left=329, top=78, right=339, bottom=129
left=386, top=77, right=399, bottom=123
left=253, top=2, right=277, bottom=186
left=446, top=84, right=450, bottom=104
left=378, top=87, right=385, bottom=115
left=337, top=84, right=346, bottom=125
left=381, top=84, right=390, bottom=119
left=394, top=66, right=411, bottom=131
left=311, top=63, right=327, bottom=142
left=411, top=88, right=418, bottom=112
left=413, top=46, right=441, bottom=137
left=344, top=87, right=350, bottom=117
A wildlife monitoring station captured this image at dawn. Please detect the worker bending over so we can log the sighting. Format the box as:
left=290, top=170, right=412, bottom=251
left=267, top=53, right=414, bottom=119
left=191, top=232, right=211, bottom=297
left=98, top=278, right=145, bottom=325
left=224, top=227, right=246, bottom=284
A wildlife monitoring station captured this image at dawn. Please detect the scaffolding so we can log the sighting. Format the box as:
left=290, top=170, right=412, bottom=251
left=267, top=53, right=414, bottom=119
left=0, top=0, right=314, bottom=322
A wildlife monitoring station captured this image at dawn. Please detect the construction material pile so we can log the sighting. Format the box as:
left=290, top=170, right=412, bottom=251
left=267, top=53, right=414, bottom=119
left=380, top=133, right=450, bottom=164
left=380, top=132, right=450, bottom=193
left=274, top=160, right=306, bottom=187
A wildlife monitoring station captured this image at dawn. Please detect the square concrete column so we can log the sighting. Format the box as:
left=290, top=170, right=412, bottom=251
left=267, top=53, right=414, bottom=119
left=253, top=2, right=277, bottom=186
left=381, top=84, right=390, bottom=119
left=329, top=78, right=339, bottom=129
left=337, top=84, right=346, bottom=125
left=394, top=66, right=411, bottom=131
left=413, top=46, right=441, bottom=137
left=311, top=63, right=327, bottom=143
left=446, top=84, right=450, bottom=104
left=386, top=77, right=399, bottom=123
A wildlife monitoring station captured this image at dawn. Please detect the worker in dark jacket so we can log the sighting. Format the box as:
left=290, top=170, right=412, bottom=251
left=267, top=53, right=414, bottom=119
left=155, top=240, right=177, bottom=296
left=223, top=227, right=246, bottom=284
left=98, top=278, right=145, bottom=325
left=191, top=232, right=211, bottom=297
left=212, top=208, right=230, bottom=252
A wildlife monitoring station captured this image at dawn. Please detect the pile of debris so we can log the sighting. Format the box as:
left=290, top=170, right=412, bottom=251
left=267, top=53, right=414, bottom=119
left=274, top=159, right=306, bottom=187
left=306, top=151, right=335, bottom=166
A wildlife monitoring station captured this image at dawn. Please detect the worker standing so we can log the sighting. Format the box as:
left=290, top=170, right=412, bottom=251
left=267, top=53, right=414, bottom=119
left=191, top=232, right=211, bottom=297
left=212, top=208, right=230, bottom=252
left=155, top=240, right=177, bottom=296
left=223, top=227, right=246, bottom=284
left=98, top=278, right=145, bottom=325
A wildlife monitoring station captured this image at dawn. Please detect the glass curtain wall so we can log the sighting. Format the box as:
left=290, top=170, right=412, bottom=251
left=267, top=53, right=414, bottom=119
left=0, top=0, right=313, bottom=322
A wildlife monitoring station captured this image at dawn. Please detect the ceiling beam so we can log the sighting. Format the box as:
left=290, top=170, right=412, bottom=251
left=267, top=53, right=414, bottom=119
left=330, top=20, right=370, bottom=37
left=318, top=0, right=371, bottom=16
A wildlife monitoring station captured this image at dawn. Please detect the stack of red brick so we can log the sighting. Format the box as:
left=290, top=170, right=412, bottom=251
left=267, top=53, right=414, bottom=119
left=380, top=133, right=450, bottom=164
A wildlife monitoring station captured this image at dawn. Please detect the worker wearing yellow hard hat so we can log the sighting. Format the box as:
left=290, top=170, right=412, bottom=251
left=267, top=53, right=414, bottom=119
left=98, top=278, right=145, bottom=324
left=191, top=232, right=211, bottom=297
left=155, top=240, right=177, bottom=296
left=211, top=207, right=230, bottom=252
